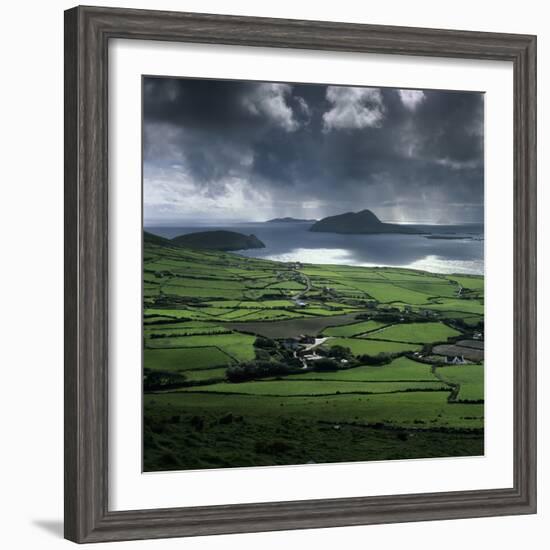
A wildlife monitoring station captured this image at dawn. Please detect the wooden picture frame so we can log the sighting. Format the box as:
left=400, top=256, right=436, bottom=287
left=64, top=5, right=537, bottom=543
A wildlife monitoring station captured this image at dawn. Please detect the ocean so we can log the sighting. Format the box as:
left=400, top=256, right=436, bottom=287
left=146, top=222, right=484, bottom=275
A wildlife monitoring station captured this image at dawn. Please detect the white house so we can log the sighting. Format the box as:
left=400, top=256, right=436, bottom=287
left=445, top=355, right=466, bottom=364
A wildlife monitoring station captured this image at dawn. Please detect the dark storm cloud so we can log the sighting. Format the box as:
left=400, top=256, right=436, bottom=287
left=143, top=76, right=484, bottom=223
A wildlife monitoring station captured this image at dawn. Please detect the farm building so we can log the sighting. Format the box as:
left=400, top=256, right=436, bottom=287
left=445, top=355, right=467, bottom=365
left=433, top=343, right=483, bottom=363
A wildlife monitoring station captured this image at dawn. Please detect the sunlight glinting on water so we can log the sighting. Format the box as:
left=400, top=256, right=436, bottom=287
left=264, top=248, right=354, bottom=265
left=407, top=255, right=483, bottom=275
left=264, top=249, right=483, bottom=275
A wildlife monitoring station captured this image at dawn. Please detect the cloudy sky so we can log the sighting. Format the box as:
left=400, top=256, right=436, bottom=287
left=143, top=77, right=484, bottom=225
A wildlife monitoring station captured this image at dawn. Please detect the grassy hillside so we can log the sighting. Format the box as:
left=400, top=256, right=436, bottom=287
left=143, top=236, right=484, bottom=471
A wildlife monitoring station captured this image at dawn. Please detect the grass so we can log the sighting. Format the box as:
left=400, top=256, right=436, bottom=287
left=165, top=278, right=246, bottom=290
left=145, top=391, right=483, bottom=430
left=144, top=321, right=221, bottom=329
left=144, top=347, right=234, bottom=372
left=145, top=308, right=211, bottom=320
left=435, top=364, right=484, bottom=402
left=144, top=404, right=483, bottom=471
left=183, top=368, right=228, bottom=382
left=225, top=313, right=364, bottom=339
left=238, top=300, right=297, bottom=308
left=229, top=309, right=305, bottom=321
left=268, top=281, right=306, bottom=290
left=285, top=357, right=438, bottom=382
left=390, top=281, right=459, bottom=298
left=342, top=281, right=435, bottom=304
left=446, top=275, right=484, bottom=291
left=143, top=238, right=484, bottom=471
left=376, top=269, right=445, bottom=281
left=144, top=326, right=229, bottom=337
left=362, top=322, right=461, bottom=344
left=146, top=332, right=256, bottom=361
left=425, top=299, right=484, bottom=315
left=322, top=320, right=388, bottom=337
left=162, top=285, right=244, bottom=299
left=325, top=337, right=420, bottom=356
left=177, top=379, right=448, bottom=396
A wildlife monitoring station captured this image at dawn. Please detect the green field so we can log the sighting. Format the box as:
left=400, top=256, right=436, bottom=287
left=323, top=320, right=389, bottom=337
left=178, top=379, right=448, bottom=396
left=182, top=368, right=228, bottom=382
left=144, top=347, right=234, bottom=372
left=143, top=237, right=484, bottom=471
left=361, top=322, right=461, bottom=344
left=285, top=357, right=437, bottom=382
left=435, top=364, right=484, bottom=402
left=324, top=337, right=420, bottom=355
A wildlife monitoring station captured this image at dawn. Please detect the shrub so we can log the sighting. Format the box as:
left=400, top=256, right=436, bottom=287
left=328, top=344, right=352, bottom=360
left=254, top=336, right=277, bottom=349
left=311, top=358, right=340, bottom=372
left=226, top=360, right=300, bottom=382
left=143, top=370, right=187, bottom=391
left=357, top=353, right=393, bottom=366
left=254, top=348, right=272, bottom=361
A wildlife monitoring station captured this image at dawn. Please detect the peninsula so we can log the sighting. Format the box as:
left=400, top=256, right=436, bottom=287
left=144, top=230, right=265, bottom=252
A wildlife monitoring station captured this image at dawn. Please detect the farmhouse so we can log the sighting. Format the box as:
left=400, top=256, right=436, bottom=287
left=433, top=343, right=483, bottom=363
left=445, top=355, right=467, bottom=365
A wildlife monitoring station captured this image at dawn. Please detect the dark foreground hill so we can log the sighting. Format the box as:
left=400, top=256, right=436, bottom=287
left=143, top=230, right=173, bottom=247
left=310, top=209, right=424, bottom=235
left=171, top=230, right=265, bottom=251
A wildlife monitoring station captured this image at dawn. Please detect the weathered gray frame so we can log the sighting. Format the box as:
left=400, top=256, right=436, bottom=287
left=64, top=5, right=537, bottom=543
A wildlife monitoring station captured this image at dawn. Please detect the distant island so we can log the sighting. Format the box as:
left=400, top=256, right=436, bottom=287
left=144, top=230, right=265, bottom=252
left=265, top=217, right=317, bottom=223
left=309, top=209, right=424, bottom=235
left=425, top=235, right=463, bottom=240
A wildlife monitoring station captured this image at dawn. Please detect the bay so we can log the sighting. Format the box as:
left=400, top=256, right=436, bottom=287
left=145, top=222, right=484, bottom=275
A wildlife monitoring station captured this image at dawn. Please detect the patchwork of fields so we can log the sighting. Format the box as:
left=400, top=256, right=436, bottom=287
left=143, top=238, right=484, bottom=471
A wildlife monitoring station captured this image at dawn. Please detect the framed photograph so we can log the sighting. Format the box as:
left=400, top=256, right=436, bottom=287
left=64, top=6, right=537, bottom=543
